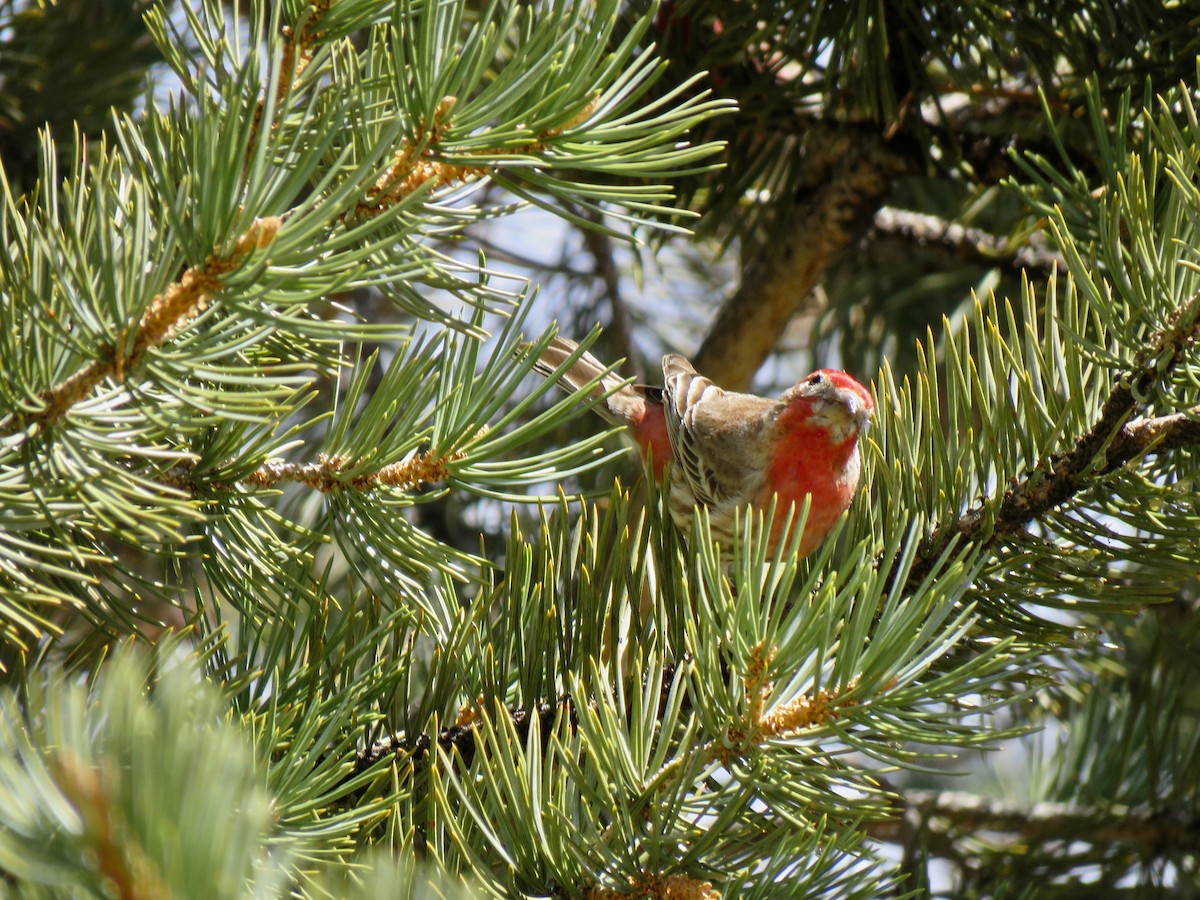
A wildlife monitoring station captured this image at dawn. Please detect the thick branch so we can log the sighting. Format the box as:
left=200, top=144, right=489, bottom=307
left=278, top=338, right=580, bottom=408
left=870, top=789, right=1200, bottom=854
left=693, top=128, right=915, bottom=390
left=1113, top=407, right=1200, bottom=459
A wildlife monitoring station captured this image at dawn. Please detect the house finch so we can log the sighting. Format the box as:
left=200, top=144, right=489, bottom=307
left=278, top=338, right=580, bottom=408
left=532, top=337, right=874, bottom=557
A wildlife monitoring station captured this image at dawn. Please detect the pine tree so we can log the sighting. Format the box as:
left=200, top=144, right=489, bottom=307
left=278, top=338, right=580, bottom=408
left=1, top=1, right=1198, bottom=898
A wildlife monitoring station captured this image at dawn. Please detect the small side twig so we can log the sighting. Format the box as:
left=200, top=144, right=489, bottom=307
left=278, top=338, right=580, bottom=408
left=871, top=207, right=1065, bottom=279
left=245, top=0, right=333, bottom=161
left=902, top=291, right=1200, bottom=590
left=243, top=450, right=468, bottom=493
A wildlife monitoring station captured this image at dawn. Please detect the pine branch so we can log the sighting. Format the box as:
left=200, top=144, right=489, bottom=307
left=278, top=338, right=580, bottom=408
left=902, top=291, right=1200, bottom=590
left=356, top=654, right=869, bottom=776
left=1, top=216, right=281, bottom=440
left=692, top=126, right=916, bottom=390
left=870, top=789, right=1200, bottom=855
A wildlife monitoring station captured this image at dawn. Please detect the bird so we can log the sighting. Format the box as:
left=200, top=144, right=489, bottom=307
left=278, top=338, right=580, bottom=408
left=530, top=337, right=874, bottom=557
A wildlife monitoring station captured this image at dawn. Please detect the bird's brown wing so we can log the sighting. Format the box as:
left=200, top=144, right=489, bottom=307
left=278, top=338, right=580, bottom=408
left=661, top=354, right=738, bottom=507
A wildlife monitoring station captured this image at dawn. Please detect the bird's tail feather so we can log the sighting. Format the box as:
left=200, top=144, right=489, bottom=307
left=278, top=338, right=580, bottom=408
left=530, top=337, right=644, bottom=425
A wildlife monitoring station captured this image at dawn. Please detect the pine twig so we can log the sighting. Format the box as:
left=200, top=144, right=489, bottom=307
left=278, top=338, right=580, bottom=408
left=159, top=442, right=478, bottom=495
left=352, top=98, right=597, bottom=221
left=2, top=217, right=282, bottom=440
left=245, top=0, right=331, bottom=163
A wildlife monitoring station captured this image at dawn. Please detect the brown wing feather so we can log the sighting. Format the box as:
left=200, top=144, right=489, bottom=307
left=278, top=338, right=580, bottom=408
left=661, top=353, right=779, bottom=516
left=661, top=354, right=739, bottom=507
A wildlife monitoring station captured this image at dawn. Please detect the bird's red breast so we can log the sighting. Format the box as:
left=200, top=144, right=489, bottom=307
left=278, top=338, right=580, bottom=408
left=758, top=369, right=872, bottom=554
left=762, top=409, right=862, bottom=555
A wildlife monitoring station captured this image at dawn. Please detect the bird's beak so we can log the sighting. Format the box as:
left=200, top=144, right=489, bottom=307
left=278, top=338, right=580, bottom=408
left=842, top=392, right=873, bottom=434
left=855, top=402, right=873, bottom=433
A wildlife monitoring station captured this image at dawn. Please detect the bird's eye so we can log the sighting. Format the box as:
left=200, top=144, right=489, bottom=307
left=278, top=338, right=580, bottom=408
left=808, top=373, right=825, bottom=384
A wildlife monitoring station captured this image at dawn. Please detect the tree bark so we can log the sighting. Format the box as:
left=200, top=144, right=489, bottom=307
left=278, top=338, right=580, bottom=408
left=693, top=129, right=913, bottom=390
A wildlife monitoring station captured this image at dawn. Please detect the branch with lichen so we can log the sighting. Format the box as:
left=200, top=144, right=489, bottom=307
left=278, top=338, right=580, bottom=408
left=871, top=207, right=1065, bottom=279
left=2, top=216, right=282, bottom=440
left=868, top=789, right=1200, bottom=856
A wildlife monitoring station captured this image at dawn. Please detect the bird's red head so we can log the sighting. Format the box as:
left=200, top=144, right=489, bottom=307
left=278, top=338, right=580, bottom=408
left=778, top=369, right=875, bottom=445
